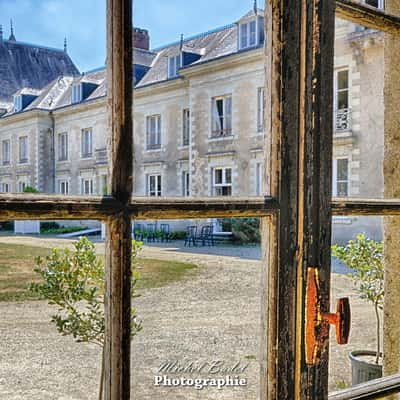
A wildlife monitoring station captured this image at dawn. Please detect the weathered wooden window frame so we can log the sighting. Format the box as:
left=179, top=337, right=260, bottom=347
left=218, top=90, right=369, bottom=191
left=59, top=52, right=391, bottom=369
left=0, top=1, right=400, bottom=399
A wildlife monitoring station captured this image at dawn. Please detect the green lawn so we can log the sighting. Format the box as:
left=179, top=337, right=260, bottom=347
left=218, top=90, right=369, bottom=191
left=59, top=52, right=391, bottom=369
left=0, top=243, right=198, bottom=302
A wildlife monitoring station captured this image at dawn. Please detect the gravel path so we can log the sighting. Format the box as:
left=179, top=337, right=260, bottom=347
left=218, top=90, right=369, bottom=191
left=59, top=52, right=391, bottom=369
left=0, top=236, right=377, bottom=399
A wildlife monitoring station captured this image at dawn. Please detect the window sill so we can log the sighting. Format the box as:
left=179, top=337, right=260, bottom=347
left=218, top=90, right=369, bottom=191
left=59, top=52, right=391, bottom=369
left=178, top=145, right=189, bottom=150
left=145, top=148, right=162, bottom=153
left=208, top=135, right=234, bottom=142
left=80, top=156, right=94, bottom=160
left=18, top=161, right=29, bottom=165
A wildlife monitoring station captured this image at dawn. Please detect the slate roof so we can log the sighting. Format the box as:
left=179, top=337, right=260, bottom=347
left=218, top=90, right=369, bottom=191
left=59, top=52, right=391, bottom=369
left=1, top=9, right=264, bottom=118
left=0, top=38, right=80, bottom=102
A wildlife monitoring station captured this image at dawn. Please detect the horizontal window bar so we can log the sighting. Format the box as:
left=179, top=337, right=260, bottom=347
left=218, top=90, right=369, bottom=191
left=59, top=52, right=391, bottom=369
left=329, top=374, right=400, bottom=400
left=1, top=195, right=400, bottom=220
left=129, top=196, right=279, bottom=219
left=336, top=0, right=400, bottom=34
left=0, top=193, right=122, bottom=220
left=332, top=197, right=400, bottom=215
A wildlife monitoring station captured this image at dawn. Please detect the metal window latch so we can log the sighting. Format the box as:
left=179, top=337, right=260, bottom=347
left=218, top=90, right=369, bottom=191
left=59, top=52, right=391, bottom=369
left=305, top=267, right=351, bottom=365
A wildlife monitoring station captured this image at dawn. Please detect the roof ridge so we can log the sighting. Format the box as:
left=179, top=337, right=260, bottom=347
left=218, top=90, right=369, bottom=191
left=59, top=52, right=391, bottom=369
left=4, top=39, right=65, bottom=53
left=151, top=23, right=236, bottom=52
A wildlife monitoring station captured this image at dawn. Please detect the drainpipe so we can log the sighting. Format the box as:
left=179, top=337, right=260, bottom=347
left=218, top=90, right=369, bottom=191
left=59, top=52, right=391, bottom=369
left=50, top=111, right=56, bottom=193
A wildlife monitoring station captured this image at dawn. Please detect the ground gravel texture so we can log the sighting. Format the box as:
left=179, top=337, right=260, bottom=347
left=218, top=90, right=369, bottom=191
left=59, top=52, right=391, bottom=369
left=0, top=237, right=377, bottom=399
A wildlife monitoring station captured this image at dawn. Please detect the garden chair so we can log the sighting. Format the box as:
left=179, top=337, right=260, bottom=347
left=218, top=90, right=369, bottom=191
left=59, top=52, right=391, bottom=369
left=160, top=223, right=170, bottom=242
left=146, top=223, right=156, bottom=242
left=184, top=225, right=197, bottom=247
left=199, top=225, right=214, bottom=246
left=133, top=223, right=144, bottom=241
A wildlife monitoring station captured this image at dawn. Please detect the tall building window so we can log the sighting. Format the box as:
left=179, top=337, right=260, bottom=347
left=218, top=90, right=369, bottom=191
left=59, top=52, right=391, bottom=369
left=146, top=174, right=162, bottom=197
left=100, top=174, right=108, bottom=195
left=18, top=181, right=27, bottom=193
left=58, top=180, right=69, bottom=195
left=0, top=183, right=10, bottom=193
left=58, top=133, right=68, bottom=161
left=72, top=84, right=83, bottom=103
left=81, top=178, right=93, bottom=195
left=2, top=140, right=10, bottom=165
left=19, top=136, right=28, bottom=163
left=213, top=167, right=232, bottom=196
left=333, top=158, right=349, bottom=197
left=146, top=115, right=161, bottom=150
left=168, top=54, right=181, bottom=78
left=211, top=96, right=232, bottom=137
left=182, top=171, right=190, bottom=196
left=335, top=69, right=351, bottom=131
left=182, top=109, right=190, bottom=146
left=239, top=20, right=257, bottom=50
left=257, top=87, right=265, bottom=132
left=256, top=162, right=262, bottom=195
left=81, top=128, right=93, bottom=158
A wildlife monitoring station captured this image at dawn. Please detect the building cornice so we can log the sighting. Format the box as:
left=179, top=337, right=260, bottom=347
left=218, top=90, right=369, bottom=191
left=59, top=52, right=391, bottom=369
left=0, top=109, right=50, bottom=125
left=180, top=47, right=264, bottom=78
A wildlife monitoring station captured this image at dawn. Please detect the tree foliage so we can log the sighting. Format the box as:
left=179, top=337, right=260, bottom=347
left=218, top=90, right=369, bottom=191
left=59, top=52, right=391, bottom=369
left=332, top=233, right=384, bottom=363
left=30, top=237, right=142, bottom=347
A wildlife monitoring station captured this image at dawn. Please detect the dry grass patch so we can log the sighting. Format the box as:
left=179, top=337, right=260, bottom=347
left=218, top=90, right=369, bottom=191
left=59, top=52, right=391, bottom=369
left=0, top=242, right=198, bottom=302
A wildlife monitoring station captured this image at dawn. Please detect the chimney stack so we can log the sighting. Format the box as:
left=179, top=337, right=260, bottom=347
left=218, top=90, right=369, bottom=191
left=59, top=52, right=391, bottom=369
left=133, top=28, right=150, bottom=50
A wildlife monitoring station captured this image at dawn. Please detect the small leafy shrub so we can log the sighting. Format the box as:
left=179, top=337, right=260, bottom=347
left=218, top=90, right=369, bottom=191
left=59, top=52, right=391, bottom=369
left=30, top=237, right=142, bottom=399
left=0, top=221, right=14, bottom=231
left=41, top=225, right=89, bottom=235
left=219, top=218, right=261, bottom=244
left=23, top=186, right=39, bottom=193
left=332, top=233, right=384, bottom=364
left=169, top=231, right=186, bottom=240
left=40, top=222, right=60, bottom=231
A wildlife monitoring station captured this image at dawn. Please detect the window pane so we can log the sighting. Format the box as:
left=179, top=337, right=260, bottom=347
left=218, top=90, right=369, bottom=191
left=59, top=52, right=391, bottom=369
left=215, top=169, right=223, bottom=184
left=249, top=20, right=257, bottom=46
left=225, top=168, right=232, bottom=184
left=337, top=70, right=349, bottom=90
left=240, top=23, right=248, bottom=48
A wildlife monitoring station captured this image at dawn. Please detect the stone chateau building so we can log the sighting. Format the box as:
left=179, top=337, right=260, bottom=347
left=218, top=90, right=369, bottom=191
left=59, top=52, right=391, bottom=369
left=0, top=4, right=385, bottom=241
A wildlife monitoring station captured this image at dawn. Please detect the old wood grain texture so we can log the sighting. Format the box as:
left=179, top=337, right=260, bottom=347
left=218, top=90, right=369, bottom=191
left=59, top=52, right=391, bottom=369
left=0, top=194, right=121, bottom=219
left=261, top=0, right=302, bottom=398
left=104, top=1, right=133, bottom=400
left=298, top=1, right=335, bottom=398
left=336, top=0, right=400, bottom=34
left=383, top=1, right=400, bottom=399
left=129, top=196, right=279, bottom=219
left=329, top=373, right=400, bottom=400
left=4, top=194, right=400, bottom=220
left=261, top=0, right=335, bottom=399
left=332, top=198, right=400, bottom=215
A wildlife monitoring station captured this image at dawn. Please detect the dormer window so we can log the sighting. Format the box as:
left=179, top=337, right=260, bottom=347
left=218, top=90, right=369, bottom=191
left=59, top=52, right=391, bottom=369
left=365, top=0, right=384, bottom=9
left=240, top=20, right=257, bottom=50
left=14, top=95, right=22, bottom=112
left=168, top=54, right=181, bottom=78
left=72, top=83, right=83, bottom=104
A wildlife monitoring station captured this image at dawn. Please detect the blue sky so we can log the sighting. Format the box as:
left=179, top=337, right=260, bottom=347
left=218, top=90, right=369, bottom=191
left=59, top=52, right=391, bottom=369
left=0, top=0, right=255, bottom=72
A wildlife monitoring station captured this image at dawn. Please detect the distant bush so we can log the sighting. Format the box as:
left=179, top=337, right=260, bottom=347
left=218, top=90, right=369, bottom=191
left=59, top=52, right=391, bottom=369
left=40, top=222, right=60, bottom=231
left=169, top=231, right=186, bottom=240
left=0, top=221, right=14, bottom=231
left=23, top=186, right=39, bottom=193
left=41, top=225, right=89, bottom=235
left=219, top=218, right=261, bottom=244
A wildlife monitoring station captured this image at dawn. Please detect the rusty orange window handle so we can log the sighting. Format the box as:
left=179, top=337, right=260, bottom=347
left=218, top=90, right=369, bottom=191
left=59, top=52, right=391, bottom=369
left=305, top=267, right=351, bottom=365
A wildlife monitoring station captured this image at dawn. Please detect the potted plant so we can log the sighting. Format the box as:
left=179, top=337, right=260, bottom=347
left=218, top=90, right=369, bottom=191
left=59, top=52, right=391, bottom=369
left=332, top=233, right=384, bottom=385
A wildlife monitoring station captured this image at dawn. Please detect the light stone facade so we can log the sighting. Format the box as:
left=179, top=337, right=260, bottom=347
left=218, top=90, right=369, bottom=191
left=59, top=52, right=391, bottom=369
left=0, top=14, right=385, bottom=242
